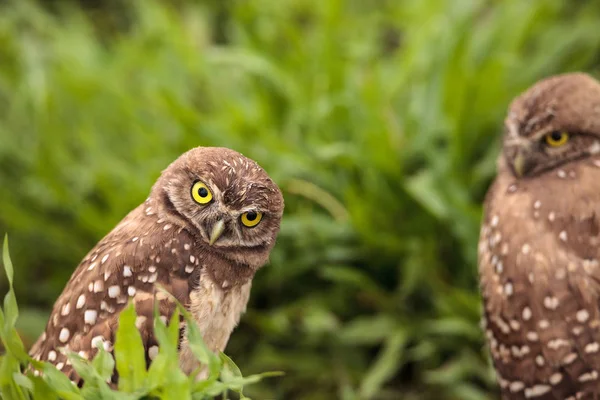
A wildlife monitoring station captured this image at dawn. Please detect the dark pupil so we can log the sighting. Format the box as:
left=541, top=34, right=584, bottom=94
left=550, top=131, right=563, bottom=141
left=198, top=187, right=209, bottom=198
left=246, top=211, right=257, bottom=221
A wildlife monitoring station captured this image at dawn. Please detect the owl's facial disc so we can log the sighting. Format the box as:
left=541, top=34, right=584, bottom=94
left=185, top=179, right=271, bottom=249
left=151, top=146, right=284, bottom=271
left=503, top=128, right=600, bottom=178
left=501, top=73, right=600, bottom=179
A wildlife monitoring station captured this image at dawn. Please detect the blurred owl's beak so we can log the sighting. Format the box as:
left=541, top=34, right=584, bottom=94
left=209, top=219, right=225, bottom=246
left=511, top=148, right=534, bottom=178
left=512, top=152, right=526, bottom=177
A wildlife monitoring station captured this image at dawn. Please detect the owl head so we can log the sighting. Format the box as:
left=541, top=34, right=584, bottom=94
left=501, top=72, right=600, bottom=178
left=151, top=146, right=284, bottom=268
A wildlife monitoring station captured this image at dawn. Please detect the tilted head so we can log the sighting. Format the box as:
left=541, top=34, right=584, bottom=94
left=151, top=146, right=284, bottom=267
left=502, top=72, right=600, bottom=178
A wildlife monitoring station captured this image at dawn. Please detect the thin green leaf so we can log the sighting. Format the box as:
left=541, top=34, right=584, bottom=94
left=359, top=329, right=407, bottom=399
left=91, top=344, right=116, bottom=383
left=2, top=235, right=19, bottom=329
left=114, top=303, right=147, bottom=392
left=0, top=355, right=28, bottom=400
left=2, top=235, right=14, bottom=287
left=12, top=372, right=33, bottom=391
left=31, top=375, right=61, bottom=400
left=41, top=362, right=82, bottom=396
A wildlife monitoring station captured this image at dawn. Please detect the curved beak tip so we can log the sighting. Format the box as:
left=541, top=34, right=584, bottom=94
left=209, top=220, right=225, bottom=246
left=512, top=152, right=525, bottom=178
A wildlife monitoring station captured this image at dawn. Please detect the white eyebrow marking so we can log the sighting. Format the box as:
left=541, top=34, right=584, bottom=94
left=506, top=119, right=520, bottom=138
left=503, top=136, right=529, bottom=147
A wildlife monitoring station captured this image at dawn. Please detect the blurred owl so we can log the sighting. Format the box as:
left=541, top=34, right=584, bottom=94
left=479, top=73, right=600, bottom=399
left=28, top=146, right=284, bottom=384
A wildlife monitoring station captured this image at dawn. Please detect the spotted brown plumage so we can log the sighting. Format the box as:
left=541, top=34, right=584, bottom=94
left=479, top=73, right=600, bottom=399
left=28, top=146, right=284, bottom=384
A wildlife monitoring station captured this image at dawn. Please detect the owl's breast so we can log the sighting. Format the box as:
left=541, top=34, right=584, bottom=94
left=178, top=272, right=252, bottom=374
left=189, top=273, right=252, bottom=350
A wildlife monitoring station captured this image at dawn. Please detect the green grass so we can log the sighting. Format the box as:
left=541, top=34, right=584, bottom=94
left=0, top=236, right=279, bottom=399
left=0, top=0, right=600, bottom=399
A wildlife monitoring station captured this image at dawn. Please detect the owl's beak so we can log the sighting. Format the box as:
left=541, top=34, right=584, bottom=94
left=511, top=148, right=534, bottom=177
left=209, top=219, right=225, bottom=246
left=512, top=152, right=526, bottom=177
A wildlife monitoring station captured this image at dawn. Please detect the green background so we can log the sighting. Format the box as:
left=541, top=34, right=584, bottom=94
left=1, top=1, right=599, bottom=399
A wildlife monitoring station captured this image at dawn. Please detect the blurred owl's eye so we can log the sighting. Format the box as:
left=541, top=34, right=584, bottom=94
left=241, top=211, right=263, bottom=228
left=191, top=181, right=213, bottom=204
left=544, top=131, right=569, bottom=147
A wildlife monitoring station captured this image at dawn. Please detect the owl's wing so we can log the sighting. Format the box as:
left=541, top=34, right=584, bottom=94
left=553, top=210, right=600, bottom=397
left=29, top=204, right=203, bottom=385
left=480, top=175, right=600, bottom=399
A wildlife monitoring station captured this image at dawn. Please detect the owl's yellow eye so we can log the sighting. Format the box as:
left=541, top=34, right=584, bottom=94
left=191, top=181, right=213, bottom=204
left=240, top=211, right=263, bottom=227
left=545, top=131, right=569, bottom=147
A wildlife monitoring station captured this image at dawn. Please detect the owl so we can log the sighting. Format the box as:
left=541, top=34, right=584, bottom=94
left=28, top=146, right=284, bottom=384
left=478, top=73, right=600, bottom=399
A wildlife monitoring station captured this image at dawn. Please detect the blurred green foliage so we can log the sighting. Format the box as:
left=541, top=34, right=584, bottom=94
left=0, top=0, right=599, bottom=399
